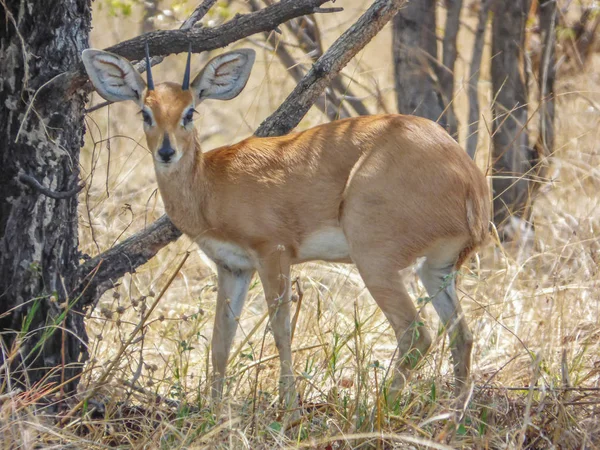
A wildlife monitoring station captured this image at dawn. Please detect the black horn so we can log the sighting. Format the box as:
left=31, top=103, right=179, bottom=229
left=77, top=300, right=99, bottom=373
left=182, top=43, right=192, bottom=91
left=145, top=42, right=155, bottom=91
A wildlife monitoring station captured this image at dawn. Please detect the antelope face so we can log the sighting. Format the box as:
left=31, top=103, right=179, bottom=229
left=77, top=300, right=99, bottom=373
left=142, top=83, right=196, bottom=166
left=82, top=46, right=256, bottom=168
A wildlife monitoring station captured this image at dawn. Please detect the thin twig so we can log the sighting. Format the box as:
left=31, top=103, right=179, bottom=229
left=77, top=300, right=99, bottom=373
left=18, top=174, right=84, bottom=200
left=290, top=277, right=304, bottom=343
left=61, top=252, right=190, bottom=426
left=466, top=0, right=492, bottom=159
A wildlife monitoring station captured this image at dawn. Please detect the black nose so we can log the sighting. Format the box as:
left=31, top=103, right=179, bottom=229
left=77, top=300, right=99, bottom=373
left=158, top=134, right=175, bottom=162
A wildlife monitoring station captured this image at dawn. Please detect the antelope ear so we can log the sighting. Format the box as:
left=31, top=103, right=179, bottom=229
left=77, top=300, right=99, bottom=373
left=82, top=49, right=146, bottom=105
left=190, top=49, right=255, bottom=101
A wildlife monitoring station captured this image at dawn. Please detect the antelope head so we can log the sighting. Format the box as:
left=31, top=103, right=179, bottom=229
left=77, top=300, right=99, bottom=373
left=82, top=45, right=255, bottom=168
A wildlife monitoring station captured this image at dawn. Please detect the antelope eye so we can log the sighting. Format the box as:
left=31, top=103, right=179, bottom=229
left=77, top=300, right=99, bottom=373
left=182, top=109, right=195, bottom=127
left=140, top=109, right=153, bottom=126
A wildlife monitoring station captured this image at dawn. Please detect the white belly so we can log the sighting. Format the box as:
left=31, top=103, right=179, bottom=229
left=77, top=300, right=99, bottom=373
left=297, top=227, right=351, bottom=262
left=197, top=237, right=256, bottom=272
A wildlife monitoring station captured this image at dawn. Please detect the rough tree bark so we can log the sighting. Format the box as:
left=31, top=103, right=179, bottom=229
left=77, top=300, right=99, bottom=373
left=0, top=0, right=92, bottom=393
left=491, top=0, right=537, bottom=234
left=392, top=0, right=447, bottom=129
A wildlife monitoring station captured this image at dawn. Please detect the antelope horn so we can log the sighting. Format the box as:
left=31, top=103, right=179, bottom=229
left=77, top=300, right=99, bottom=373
left=145, top=42, right=154, bottom=90
left=182, top=43, right=192, bottom=91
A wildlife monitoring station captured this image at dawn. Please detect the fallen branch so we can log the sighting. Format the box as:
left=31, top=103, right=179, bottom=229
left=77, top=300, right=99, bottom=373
left=78, top=0, right=407, bottom=306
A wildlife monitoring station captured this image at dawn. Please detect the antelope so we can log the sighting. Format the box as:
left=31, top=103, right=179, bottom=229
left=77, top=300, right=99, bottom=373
left=82, top=45, right=490, bottom=411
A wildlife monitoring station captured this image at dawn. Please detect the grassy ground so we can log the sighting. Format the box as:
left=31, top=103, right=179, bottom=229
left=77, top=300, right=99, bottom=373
left=2, top=0, right=600, bottom=448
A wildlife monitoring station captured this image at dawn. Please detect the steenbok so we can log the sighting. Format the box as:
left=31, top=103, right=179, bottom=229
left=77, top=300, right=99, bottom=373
left=82, top=46, right=490, bottom=411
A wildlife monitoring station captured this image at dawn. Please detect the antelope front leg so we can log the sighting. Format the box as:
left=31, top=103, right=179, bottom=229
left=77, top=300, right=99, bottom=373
left=257, top=252, right=297, bottom=412
left=211, top=266, right=254, bottom=407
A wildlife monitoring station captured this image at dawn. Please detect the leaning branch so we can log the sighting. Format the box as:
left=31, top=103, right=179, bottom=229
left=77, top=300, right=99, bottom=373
left=78, top=0, right=407, bottom=305
left=79, top=215, right=182, bottom=305
left=247, top=0, right=351, bottom=121
left=255, top=0, right=407, bottom=137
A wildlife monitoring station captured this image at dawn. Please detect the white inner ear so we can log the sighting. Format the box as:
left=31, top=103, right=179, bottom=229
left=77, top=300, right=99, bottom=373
left=82, top=49, right=146, bottom=104
left=191, top=49, right=255, bottom=101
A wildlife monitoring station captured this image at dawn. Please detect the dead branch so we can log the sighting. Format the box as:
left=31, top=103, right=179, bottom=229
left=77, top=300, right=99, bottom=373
left=69, top=0, right=334, bottom=93
left=182, top=0, right=219, bottom=29
left=269, top=1, right=371, bottom=116
left=466, top=0, right=492, bottom=159
left=285, top=11, right=370, bottom=116
left=106, top=0, right=333, bottom=61
left=78, top=0, right=406, bottom=307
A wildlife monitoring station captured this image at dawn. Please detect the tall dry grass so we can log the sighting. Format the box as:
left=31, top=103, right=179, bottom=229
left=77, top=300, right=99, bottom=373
left=2, top=0, right=600, bottom=448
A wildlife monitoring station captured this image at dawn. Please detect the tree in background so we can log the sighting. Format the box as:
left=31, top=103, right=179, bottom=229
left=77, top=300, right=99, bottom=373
left=142, top=0, right=160, bottom=33
left=392, top=0, right=558, bottom=243
left=392, top=0, right=462, bottom=138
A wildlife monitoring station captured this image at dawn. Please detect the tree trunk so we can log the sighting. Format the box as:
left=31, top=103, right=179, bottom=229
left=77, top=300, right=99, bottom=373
left=538, top=0, right=557, bottom=158
left=0, top=0, right=91, bottom=395
left=466, top=0, right=492, bottom=159
left=392, top=0, right=447, bottom=129
left=490, top=0, right=536, bottom=235
left=438, top=0, right=463, bottom=138
left=142, top=1, right=159, bottom=34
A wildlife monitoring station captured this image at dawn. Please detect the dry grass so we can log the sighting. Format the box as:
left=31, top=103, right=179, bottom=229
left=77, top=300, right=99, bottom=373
left=2, top=0, right=600, bottom=448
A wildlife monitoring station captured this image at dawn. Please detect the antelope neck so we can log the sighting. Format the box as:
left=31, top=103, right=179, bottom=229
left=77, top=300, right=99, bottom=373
left=154, top=143, right=207, bottom=237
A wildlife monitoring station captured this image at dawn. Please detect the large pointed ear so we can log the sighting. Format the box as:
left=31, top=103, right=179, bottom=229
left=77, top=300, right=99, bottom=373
left=190, top=49, right=255, bottom=101
left=82, top=49, right=146, bottom=105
